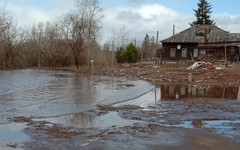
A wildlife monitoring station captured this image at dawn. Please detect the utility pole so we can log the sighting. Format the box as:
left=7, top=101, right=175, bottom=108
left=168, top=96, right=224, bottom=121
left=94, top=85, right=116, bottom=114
left=173, top=24, right=175, bottom=35
left=112, top=40, right=115, bottom=66
left=225, top=44, right=227, bottom=66
left=87, top=40, right=90, bottom=68
left=38, top=48, right=41, bottom=68
left=155, top=31, right=159, bottom=65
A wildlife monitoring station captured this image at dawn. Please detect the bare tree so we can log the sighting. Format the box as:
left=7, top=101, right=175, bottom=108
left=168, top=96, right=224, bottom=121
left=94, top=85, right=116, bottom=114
left=75, top=0, right=104, bottom=41
left=118, top=25, right=129, bottom=48
left=59, top=13, right=86, bottom=69
left=0, top=6, right=14, bottom=44
left=59, top=0, right=104, bottom=69
left=24, top=22, right=73, bottom=68
left=102, top=31, right=117, bottom=66
left=40, top=22, right=71, bottom=67
left=28, top=23, right=44, bottom=68
left=3, top=29, right=26, bottom=69
left=0, top=5, right=24, bottom=69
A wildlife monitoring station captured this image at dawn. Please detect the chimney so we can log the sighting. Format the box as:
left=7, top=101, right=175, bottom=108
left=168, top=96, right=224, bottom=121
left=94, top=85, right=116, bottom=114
left=204, top=28, right=210, bottom=43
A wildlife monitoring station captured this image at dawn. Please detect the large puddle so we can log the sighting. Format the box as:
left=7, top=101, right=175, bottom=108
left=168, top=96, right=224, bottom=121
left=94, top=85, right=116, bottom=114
left=179, top=120, right=240, bottom=136
left=114, top=88, right=161, bottom=107
left=33, top=84, right=240, bottom=131
left=0, top=69, right=154, bottom=123
left=1, top=69, right=240, bottom=148
left=34, top=112, right=140, bottom=129
left=0, top=69, right=153, bottom=149
left=0, top=123, right=30, bottom=150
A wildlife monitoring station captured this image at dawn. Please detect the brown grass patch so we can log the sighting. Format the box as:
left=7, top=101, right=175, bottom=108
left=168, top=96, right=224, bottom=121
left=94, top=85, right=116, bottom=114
left=46, top=124, right=85, bottom=139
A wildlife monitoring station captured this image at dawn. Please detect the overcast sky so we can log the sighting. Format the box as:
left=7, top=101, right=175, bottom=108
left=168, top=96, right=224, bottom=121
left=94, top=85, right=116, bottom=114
left=1, top=0, right=240, bottom=44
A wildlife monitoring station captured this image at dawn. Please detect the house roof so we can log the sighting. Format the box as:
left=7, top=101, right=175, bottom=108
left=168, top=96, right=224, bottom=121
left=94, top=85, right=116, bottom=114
left=161, top=25, right=240, bottom=44
left=230, top=33, right=240, bottom=38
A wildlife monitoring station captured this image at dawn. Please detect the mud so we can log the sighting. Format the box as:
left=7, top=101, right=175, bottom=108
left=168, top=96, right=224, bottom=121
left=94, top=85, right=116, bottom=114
left=11, top=98, right=240, bottom=150
left=88, top=63, right=240, bottom=88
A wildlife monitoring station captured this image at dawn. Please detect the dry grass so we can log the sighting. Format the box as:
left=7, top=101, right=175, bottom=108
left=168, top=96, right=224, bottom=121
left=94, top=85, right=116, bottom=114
left=160, top=62, right=188, bottom=69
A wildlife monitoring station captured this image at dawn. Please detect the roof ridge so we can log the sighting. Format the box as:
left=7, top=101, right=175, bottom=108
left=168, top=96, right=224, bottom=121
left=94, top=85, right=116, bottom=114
left=161, top=25, right=240, bottom=43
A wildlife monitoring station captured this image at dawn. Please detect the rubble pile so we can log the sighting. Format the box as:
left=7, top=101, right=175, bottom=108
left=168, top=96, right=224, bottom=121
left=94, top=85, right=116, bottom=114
left=188, top=61, right=216, bottom=69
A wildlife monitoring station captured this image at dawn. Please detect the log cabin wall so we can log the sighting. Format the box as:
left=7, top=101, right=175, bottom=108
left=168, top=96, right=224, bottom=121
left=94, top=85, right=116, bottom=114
left=161, top=25, right=240, bottom=63
left=162, top=43, right=198, bottom=61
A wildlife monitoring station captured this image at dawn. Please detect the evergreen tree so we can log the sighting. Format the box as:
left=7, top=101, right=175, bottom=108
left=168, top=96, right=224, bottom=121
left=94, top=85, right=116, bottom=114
left=116, top=47, right=125, bottom=63
left=190, top=0, right=214, bottom=26
left=141, top=34, right=150, bottom=62
left=115, top=43, right=139, bottom=63
left=142, top=34, right=150, bottom=48
left=125, top=43, right=139, bottom=63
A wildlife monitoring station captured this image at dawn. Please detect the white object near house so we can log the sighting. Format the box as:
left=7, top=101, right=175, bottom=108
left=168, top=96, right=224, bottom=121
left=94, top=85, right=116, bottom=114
left=238, top=87, right=240, bottom=100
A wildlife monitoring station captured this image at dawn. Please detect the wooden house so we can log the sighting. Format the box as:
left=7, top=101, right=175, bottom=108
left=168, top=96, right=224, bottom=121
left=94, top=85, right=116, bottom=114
left=161, top=25, right=240, bottom=63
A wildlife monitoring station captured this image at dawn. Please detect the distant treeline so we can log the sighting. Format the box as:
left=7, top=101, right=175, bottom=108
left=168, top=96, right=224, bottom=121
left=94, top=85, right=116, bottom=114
left=0, top=0, right=157, bottom=70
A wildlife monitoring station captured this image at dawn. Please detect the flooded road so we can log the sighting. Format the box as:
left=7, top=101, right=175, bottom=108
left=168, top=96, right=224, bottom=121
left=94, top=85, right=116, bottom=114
left=0, top=123, right=29, bottom=150
left=0, top=69, right=153, bottom=124
left=1, top=69, right=240, bottom=149
left=0, top=69, right=153, bottom=149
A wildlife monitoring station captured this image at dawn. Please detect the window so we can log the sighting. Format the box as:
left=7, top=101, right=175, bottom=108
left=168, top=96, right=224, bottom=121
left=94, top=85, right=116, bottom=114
left=200, top=50, right=206, bottom=55
left=208, top=50, right=214, bottom=56
left=193, top=49, right=198, bottom=58
left=230, top=47, right=236, bottom=54
left=169, top=86, right=175, bottom=96
left=180, top=86, right=186, bottom=96
left=192, top=87, right=197, bottom=96
left=170, top=48, right=176, bottom=57
left=182, top=48, right=187, bottom=58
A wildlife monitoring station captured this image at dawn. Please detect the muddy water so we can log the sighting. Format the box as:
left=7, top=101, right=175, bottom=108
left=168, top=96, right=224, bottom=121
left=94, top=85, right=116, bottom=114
left=0, top=69, right=153, bottom=124
left=0, top=123, right=29, bottom=150
left=32, top=84, right=240, bottom=130
left=179, top=120, right=240, bottom=137
left=1, top=69, right=240, bottom=149
left=34, top=112, right=139, bottom=129
left=0, top=69, right=154, bottom=149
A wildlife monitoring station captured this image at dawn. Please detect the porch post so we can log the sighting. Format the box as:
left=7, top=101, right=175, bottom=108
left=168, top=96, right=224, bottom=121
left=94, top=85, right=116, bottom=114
left=238, top=47, right=240, bottom=62
left=225, top=44, right=227, bottom=65
left=238, top=87, right=240, bottom=100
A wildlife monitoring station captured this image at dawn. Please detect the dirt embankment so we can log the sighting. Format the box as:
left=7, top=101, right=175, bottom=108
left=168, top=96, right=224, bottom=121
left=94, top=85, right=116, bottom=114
left=77, top=62, right=240, bottom=87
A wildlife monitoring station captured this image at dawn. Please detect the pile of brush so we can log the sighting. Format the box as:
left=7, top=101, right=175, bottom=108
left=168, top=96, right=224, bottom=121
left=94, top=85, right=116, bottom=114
left=188, top=61, right=216, bottom=69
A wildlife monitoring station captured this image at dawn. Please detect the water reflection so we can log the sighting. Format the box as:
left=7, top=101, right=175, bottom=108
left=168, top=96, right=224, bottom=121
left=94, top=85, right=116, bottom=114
left=0, top=123, right=29, bottom=149
left=191, top=120, right=206, bottom=128
left=114, top=88, right=161, bottom=107
left=0, top=69, right=153, bottom=121
left=35, top=112, right=138, bottom=129
left=160, top=84, right=239, bottom=100
left=181, top=119, right=240, bottom=132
